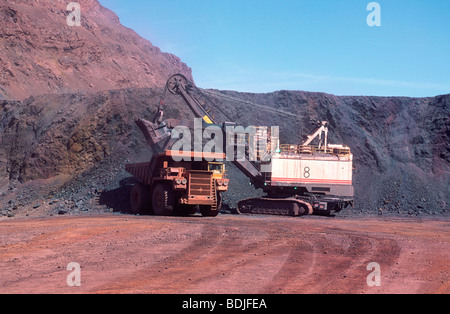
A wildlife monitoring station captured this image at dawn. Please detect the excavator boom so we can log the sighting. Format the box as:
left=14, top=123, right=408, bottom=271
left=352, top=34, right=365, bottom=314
left=163, top=74, right=265, bottom=187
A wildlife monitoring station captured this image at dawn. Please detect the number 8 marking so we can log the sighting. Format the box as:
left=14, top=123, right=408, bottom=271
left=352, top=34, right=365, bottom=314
left=304, top=167, right=311, bottom=178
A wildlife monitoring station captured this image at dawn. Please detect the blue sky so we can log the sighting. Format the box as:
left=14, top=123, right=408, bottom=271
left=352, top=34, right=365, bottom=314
left=98, top=0, right=450, bottom=97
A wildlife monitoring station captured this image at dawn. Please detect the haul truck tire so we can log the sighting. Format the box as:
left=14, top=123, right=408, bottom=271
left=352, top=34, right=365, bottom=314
left=200, top=206, right=219, bottom=217
left=152, top=183, right=175, bottom=216
left=200, top=193, right=222, bottom=217
left=130, top=183, right=151, bottom=215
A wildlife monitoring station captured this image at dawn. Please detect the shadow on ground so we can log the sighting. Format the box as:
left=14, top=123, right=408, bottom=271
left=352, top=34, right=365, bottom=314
left=99, top=177, right=137, bottom=214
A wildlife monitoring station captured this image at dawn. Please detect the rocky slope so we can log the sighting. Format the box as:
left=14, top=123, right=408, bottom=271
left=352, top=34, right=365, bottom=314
left=0, top=88, right=448, bottom=217
left=0, top=0, right=192, bottom=100
left=203, top=90, right=450, bottom=216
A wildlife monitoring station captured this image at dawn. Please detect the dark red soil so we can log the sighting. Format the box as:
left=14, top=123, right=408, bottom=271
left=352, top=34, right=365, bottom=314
left=0, top=214, right=448, bottom=294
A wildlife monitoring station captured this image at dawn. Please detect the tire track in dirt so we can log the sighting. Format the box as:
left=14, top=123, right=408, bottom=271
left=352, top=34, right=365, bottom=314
left=317, top=235, right=401, bottom=294
left=91, top=219, right=289, bottom=293
left=259, top=238, right=318, bottom=294
left=183, top=224, right=295, bottom=294
left=259, top=227, right=402, bottom=294
left=0, top=215, right=448, bottom=294
left=91, top=223, right=225, bottom=293
left=91, top=218, right=307, bottom=294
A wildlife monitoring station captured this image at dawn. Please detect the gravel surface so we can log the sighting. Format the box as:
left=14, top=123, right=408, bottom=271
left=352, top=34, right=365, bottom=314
left=0, top=214, right=448, bottom=294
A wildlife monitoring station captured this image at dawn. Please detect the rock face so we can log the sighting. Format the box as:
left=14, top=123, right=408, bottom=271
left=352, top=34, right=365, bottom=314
left=0, top=89, right=448, bottom=216
left=202, top=90, right=450, bottom=215
left=0, top=88, right=188, bottom=183
left=0, top=0, right=192, bottom=100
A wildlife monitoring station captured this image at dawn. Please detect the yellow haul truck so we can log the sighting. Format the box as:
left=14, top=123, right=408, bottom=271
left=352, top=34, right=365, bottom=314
left=126, top=151, right=229, bottom=217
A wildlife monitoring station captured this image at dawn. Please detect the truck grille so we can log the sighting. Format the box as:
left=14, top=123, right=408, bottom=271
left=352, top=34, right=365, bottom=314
left=189, top=171, right=212, bottom=196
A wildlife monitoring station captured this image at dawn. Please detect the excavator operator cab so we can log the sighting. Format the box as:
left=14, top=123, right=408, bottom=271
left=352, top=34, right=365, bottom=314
left=208, top=162, right=226, bottom=179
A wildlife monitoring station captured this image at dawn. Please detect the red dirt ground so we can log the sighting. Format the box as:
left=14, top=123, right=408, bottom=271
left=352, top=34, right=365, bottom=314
left=0, top=214, right=448, bottom=294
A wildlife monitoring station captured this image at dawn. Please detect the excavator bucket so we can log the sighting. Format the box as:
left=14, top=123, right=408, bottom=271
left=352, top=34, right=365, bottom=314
left=135, top=118, right=171, bottom=150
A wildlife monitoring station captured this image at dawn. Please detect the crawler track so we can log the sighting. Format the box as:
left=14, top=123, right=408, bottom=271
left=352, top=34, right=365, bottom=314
left=238, top=197, right=313, bottom=216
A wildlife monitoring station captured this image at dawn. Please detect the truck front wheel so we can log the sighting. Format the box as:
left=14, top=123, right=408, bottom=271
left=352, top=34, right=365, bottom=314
left=200, top=206, right=219, bottom=217
left=200, top=194, right=221, bottom=217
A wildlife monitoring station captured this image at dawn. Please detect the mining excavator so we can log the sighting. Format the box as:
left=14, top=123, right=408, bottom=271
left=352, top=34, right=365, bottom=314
left=126, top=74, right=354, bottom=216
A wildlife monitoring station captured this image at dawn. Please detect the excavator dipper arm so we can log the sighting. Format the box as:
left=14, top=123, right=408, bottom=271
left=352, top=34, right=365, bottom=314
left=163, top=74, right=265, bottom=187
